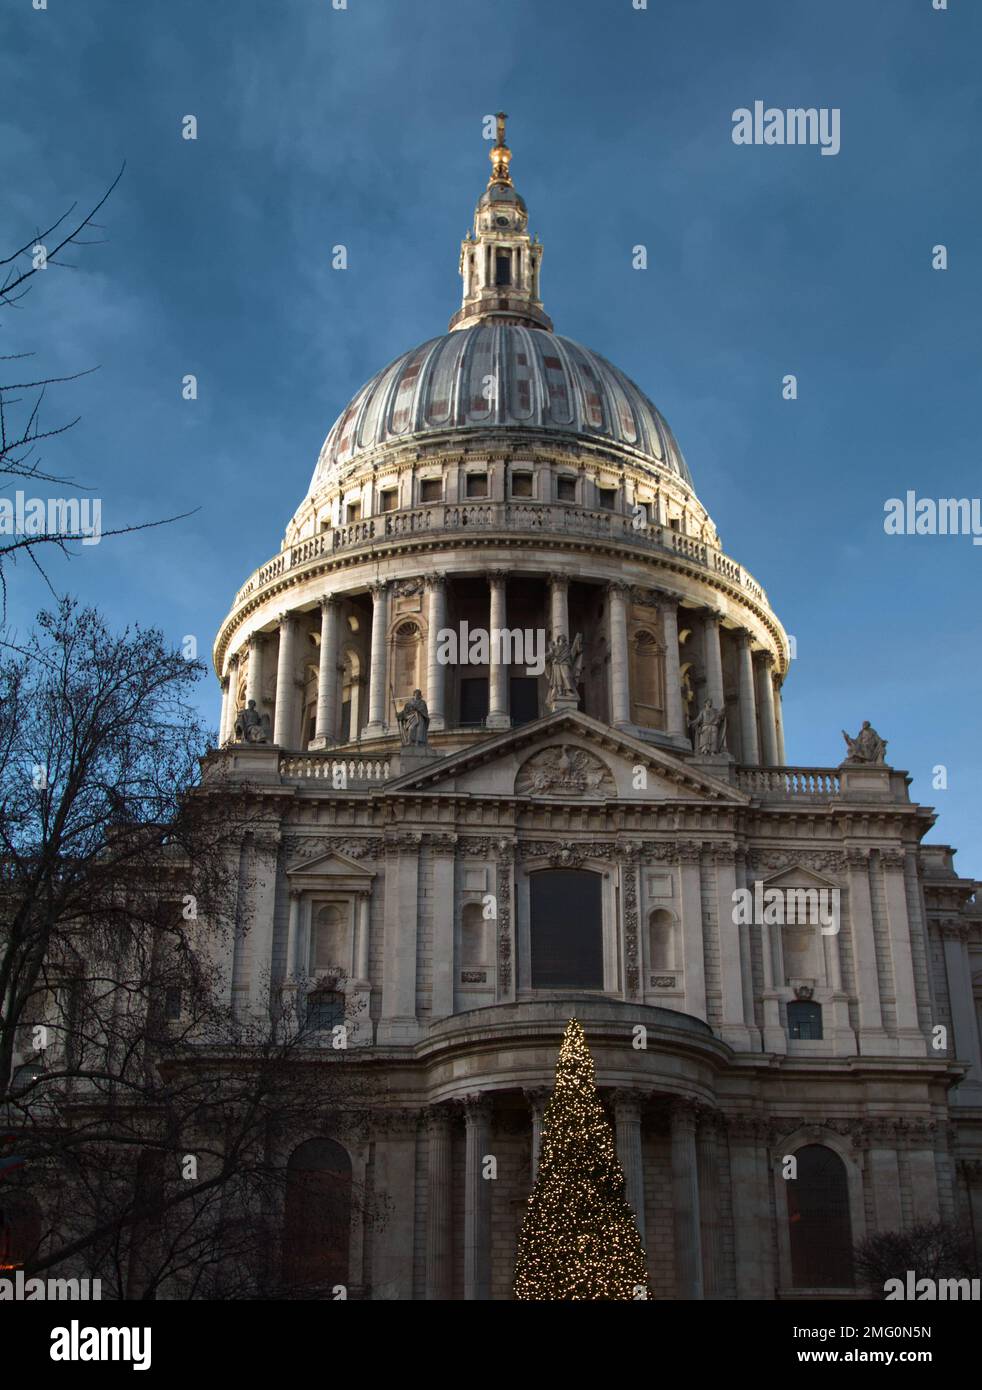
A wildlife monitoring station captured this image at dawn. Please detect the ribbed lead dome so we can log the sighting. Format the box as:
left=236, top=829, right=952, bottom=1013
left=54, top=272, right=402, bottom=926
left=307, top=325, right=692, bottom=496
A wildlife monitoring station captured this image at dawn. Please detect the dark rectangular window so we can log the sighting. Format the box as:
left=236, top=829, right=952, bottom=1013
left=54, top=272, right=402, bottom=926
left=459, top=677, right=489, bottom=726
left=510, top=676, right=539, bottom=726
left=556, top=477, right=576, bottom=502
left=164, top=987, right=182, bottom=1021
left=495, top=253, right=511, bottom=286
left=511, top=473, right=533, bottom=498
left=420, top=478, right=442, bottom=502
left=598, top=487, right=617, bottom=511
left=530, top=870, right=604, bottom=989
left=466, top=473, right=488, bottom=499
left=379, top=489, right=397, bottom=512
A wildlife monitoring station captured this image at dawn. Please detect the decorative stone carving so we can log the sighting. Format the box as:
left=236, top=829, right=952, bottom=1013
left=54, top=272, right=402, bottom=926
left=283, top=835, right=383, bottom=863
left=234, top=698, right=271, bottom=744
left=461, top=970, right=488, bottom=984
left=397, top=689, right=429, bottom=745
left=840, top=720, right=888, bottom=766
left=693, top=699, right=727, bottom=755
left=623, top=863, right=640, bottom=999
left=651, top=976, right=677, bottom=988
left=545, top=633, right=583, bottom=702
left=392, top=577, right=424, bottom=597
left=496, top=855, right=513, bottom=993
left=514, top=745, right=615, bottom=798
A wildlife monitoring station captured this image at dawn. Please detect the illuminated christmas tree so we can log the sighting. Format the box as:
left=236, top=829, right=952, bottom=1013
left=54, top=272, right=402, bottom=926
left=513, top=1018, right=651, bottom=1300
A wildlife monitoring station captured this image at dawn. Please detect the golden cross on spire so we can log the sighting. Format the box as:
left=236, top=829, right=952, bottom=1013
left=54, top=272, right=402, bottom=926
left=488, top=110, right=513, bottom=186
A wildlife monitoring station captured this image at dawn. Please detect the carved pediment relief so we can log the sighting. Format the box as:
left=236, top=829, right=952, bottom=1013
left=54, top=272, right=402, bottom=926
left=514, top=744, right=616, bottom=799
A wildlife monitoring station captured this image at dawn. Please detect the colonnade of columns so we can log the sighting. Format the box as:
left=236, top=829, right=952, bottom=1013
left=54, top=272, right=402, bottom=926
left=423, top=1089, right=720, bottom=1300
left=219, top=575, right=786, bottom=766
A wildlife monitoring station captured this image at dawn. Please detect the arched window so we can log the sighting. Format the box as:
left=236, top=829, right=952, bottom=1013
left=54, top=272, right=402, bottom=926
left=787, top=1000, right=823, bottom=1040
left=283, top=1139, right=352, bottom=1292
left=648, top=909, right=675, bottom=972
left=306, top=990, right=345, bottom=1032
left=786, top=1144, right=853, bottom=1288
left=311, top=904, right=350, bottom=975
left=530, top=869, right=603, bottom=990
left=461, top=901, right=486, bottom=968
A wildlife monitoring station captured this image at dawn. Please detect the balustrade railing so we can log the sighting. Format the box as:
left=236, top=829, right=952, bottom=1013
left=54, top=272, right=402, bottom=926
left=279, top=755, right=390, bottom=784
left=737, top=767, right=841, bottom=797
left=231, top=500, right=771, bottom=611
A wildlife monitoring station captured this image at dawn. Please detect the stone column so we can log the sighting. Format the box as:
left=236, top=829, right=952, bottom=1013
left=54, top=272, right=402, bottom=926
left=218, top=677, right=231, bottom=747
left=312, top=596, right=340, bottom=746
left=614, top=1090, right=646, bottom=1235
left=355, top=892, right=370, bottom=983
left=906, top=1123, right=941, bottom=1224
left=736, top=631, right=760, bottom=765
left=670, top=1099, right=704, bottom=1299
left=235, top=829, right=280, bottom=1023
left=524, top=1088, right=549, bottom=1182
left=463, top=1094, right=492, bottom=1300
left=865, top=1123, right=903, bottom=1231
left=880, top=849, right=924, bottom=1053
left=425, top=574, right=447, bottom=731
left=661, top=595, right=686, bottom=739
left=245, top=632, right=266, bottom=710
left=284, top=888, right=302, bottom=981
left=728, top=1117, right=772, bottom=1298
left=431, top=842, right=455, bottom=1019
left=425, top=1106, right=454, bottom=1300
left=755, top=652, right=780, bottom=767
left=942, top=921, right=982, bottom=1100
left=678, top=842, right=707, bottom=1021
left=773, top=677, right=787, bottom=764
left=365, top=581, right=389, bottom=736
left=486, top=571, right=510, bottom=729
left=378, top=834, right=420, bottom=1043
left=696, top=1111, right=722, bottom=1296
left=273, top=611, right=298, bottom=747
left=607, top=582, right=632, bottom=729
left=702, top=611, right=725, bottom=709
left=223, top=654, right=240, bottom=743
left=846, top=847, right=888, bottom=1051
left=714, top=844, right=748, bottom=1048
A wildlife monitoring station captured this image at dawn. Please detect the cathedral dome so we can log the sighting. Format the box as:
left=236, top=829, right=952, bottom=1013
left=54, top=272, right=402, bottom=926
left=306, top=324, right=693, bottom=497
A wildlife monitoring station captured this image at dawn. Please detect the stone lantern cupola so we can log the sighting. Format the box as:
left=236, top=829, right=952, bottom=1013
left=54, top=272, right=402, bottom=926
left=449, top=113, right=552, bottom=334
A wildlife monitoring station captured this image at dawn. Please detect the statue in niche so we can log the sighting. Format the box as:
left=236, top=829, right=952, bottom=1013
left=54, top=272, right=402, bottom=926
left=545, top=632, right=583, bottom=702
left=397, top=688, right=429, bottom=746
left=693, top=698, right=727, bottom=755
left=234, top=698, right=271, bottom=744
left=840, top=720, right=887, bottom=766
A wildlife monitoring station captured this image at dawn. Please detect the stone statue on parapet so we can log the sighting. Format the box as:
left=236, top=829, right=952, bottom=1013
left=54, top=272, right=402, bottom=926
left=840, top=720, right=887, bottom=766
left=234, top=698, right=271, bottom=744
left=546, top=632, right=582, bottom=702
left=398, top=689, right=430, bottom=746
left=693, top=698, right=727, bottom=755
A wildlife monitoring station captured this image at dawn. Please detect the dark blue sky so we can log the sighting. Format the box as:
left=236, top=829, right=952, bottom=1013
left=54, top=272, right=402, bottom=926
left=3, top=0, right=979, bottom=866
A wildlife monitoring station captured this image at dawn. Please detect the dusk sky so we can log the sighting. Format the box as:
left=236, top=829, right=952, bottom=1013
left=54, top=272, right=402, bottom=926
left=3, top=0, right=979, bottom=863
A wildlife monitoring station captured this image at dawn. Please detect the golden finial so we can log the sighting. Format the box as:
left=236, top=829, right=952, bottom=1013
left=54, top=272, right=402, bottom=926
left=488, top=110, right=512, bottom=187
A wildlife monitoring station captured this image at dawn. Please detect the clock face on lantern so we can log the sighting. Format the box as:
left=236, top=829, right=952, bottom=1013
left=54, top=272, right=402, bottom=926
left=495, top=216, right=510, bottom=227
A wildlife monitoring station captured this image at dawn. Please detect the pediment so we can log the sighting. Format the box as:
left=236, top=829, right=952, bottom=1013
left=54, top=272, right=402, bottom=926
left=384, top=711, right=747, bottom=804
left=285, top=845, right=376, bottom=884
left=759, top=863, right=840, bottom=890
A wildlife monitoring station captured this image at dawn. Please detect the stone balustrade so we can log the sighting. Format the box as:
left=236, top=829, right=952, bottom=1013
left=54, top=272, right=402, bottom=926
left=279, top=755, right=390, bottom=784
left=231, top=500, right=771, bottom=612
left=736, top=767, right=841, bottom=798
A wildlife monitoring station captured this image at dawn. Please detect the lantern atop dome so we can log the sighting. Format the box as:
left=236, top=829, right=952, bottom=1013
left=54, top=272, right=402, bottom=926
left=449, top=113, right=553, bottom=334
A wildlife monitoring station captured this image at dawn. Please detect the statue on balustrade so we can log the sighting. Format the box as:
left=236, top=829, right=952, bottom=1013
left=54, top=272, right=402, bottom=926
left=234, top=698, right=271, bottom=744
left=693, top=698, right=727, bottom=755
left=545, top=632, right=583, bottom=702
left=398, top=689, right=429, bottom=746
left=840, top=720, right=887, bottom=766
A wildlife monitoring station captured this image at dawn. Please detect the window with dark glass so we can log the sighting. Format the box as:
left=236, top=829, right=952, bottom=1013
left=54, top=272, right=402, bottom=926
left=788, top=1000, right=823, bottom=1040
left=509, top=676, right=539, bottom=726
left=459, top=677, right=488, bottom=726
left=466, top=473, right=488, bottom=499
left=495, top=253, right=511, bottom=286
left=164, top=986, right=182, bottom=1021
left=306, top=990, right=345, bottom=1032
left=530, top=869, right=603, bottom=990
left=787, top=1145, right=853, bottom=1288
left=511, top=473, right=533, bottom=498
left=420, top=478, right=442, bottom=502
left=598, top=487, right=617, bottom=510
left=556, top=476, right=576, bottom=502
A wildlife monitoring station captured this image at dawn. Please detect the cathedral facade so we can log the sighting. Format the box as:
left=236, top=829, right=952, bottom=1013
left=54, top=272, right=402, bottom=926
left=209, top=119, right=982, bottom=1300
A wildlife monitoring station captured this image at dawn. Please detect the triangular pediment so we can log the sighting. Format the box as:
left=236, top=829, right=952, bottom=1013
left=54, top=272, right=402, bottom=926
left=285, top=845, right=376, bottom=883
left=759, top=862, right=840, bottom=890
left=384, top=710, right=748, bottom=804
